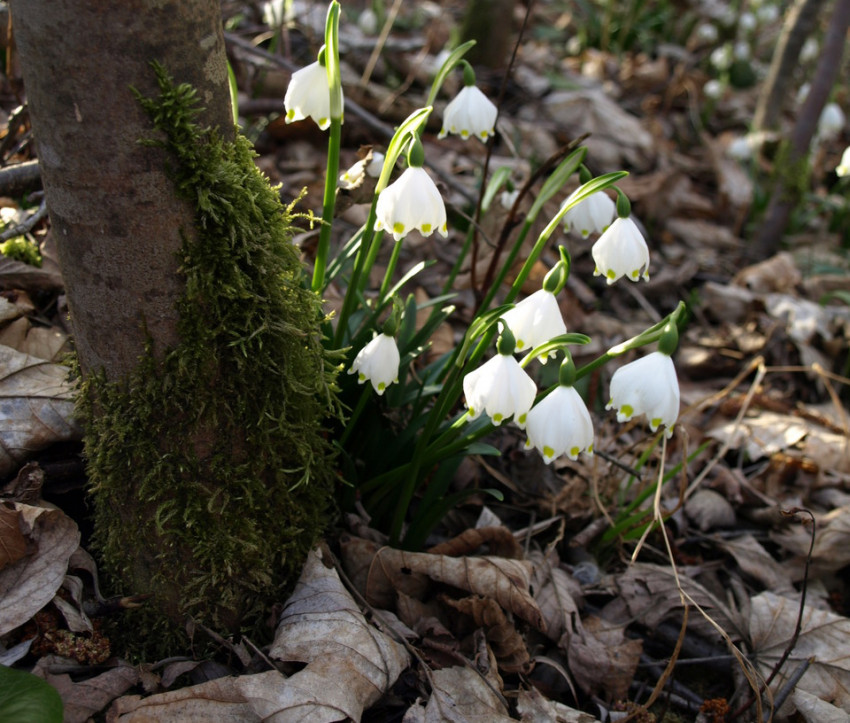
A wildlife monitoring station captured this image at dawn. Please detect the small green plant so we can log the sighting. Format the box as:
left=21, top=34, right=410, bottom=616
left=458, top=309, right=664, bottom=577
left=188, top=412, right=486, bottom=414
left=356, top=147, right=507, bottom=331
left=0, top=666, right=63, bottom=723
left=286, top=2, right=689, bottom=548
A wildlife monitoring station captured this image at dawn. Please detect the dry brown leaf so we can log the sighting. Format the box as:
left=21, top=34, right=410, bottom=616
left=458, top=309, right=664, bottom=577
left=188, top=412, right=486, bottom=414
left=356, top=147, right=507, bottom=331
left=716, top=534, right=795, bottom=593
left=0, top=501, right=29, bottom=570
left=269, top=547, right=410, bottom=719
left=684, top=488, right=736, bottom=532
left=791, top=689, right=850, bottom=723
left=749, top=591, right=850, bottom=714
left=115, top=548, right=410, bottom=722
left=530, top=550, right=584, bottom=646
left=367, top=547, right=544, bottom=630
left=444, top=595, right=531, bottom=673
left=406, top=665, right=514, bottom=723
left=0, top=256, right=64, bottom=291
left=567, top=616, right=642, bottom=701
left=0, top=318, right=69, bottom=360
left=33, top=657, right=139, bottom=723
left=516, top=687, right=602, bottom=722
left=427, top=526, right=523, bottom=559
left=613, top=562, right=745, bottom=641
left=0, top=502, right=80, bottom=635
left=0, top=344, right=81, bottom=477
left=772, top=506, right=850, bottom=579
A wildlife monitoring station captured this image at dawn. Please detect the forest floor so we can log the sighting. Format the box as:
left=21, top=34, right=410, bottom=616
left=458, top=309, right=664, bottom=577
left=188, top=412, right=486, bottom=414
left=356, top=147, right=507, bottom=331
left=1, top=1, right=850, bottom=721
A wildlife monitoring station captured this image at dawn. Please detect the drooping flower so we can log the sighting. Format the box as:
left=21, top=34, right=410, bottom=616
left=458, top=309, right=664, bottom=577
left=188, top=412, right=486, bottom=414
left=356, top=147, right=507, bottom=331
left=375, top=138, right=447, bottom=242
left=463, top=354, right=537, bottom=427
left=592, top=216, right=650, bottom=284
left=500, top=289, right=566, bottom=360
left=837, top=146, right=850, bottom=177
left=525, top=385, right=594, bottom=463
left=284, top=60, right=335, bottom=130
left=439, top=85, right=498, bottom=142
left=562, top=190, right=616, bottom=238
left=349, top=333, right=400, bottom=395
left=818, top=103, right=846, bottom=143
left=606, top=350, right=680, bottom=436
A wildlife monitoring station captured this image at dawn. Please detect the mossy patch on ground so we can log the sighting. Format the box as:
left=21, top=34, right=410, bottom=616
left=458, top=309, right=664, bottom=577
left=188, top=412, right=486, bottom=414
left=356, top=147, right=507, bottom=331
left=79, top=64, right=338, bottom=652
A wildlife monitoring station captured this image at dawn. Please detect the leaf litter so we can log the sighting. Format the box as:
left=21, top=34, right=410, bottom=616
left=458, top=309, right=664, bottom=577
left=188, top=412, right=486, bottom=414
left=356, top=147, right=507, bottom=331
left=2, top=0, right=850, bottom=720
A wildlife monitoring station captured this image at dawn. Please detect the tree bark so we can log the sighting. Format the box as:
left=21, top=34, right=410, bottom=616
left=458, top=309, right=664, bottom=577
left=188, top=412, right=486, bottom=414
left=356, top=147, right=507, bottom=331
left=753, top=0, right=826, bottom=132
left=751, top=0, right=850, bottom=260
left=10, top=0, right=233, bottom=381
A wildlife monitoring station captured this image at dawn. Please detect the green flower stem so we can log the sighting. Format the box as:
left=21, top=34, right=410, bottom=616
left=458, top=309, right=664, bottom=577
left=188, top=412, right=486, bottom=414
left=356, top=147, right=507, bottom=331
left=311, top=116, right=342, bottom=292
left=339, top=385, right=372, bottom=447
left=426, top=40, right=477, bottom=107
left=378, top=239, right=404, bottom=301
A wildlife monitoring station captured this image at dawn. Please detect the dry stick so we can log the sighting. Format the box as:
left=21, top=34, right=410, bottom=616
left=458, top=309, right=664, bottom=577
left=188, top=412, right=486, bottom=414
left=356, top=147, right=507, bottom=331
left=359, top=0, right=403, bottom=88
left=730, top=508, right=817, bottom=720
left=752, top=0, right=850, bottom=260
left=766, top=657, right=813, bottom=721
left=469, top=0, right=536, bottom=305
left=0, top=159, right=41, bottom=196
left=0, top=200, right=47, bottom=242
left=753, top=0, right=827, bottom=132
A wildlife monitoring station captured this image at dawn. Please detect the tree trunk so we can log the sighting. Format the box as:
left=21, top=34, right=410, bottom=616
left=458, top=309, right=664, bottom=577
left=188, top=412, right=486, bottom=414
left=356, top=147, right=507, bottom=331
left=11, top=0, right=335, bottom=649
left=11, top=0, right=232, bottom=380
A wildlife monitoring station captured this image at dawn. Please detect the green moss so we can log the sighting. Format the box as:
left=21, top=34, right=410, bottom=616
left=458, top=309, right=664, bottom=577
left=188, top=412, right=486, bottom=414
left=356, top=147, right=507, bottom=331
left=0, top=236, right=42, bottom=266
left=79, top=63, right=339, bottom=650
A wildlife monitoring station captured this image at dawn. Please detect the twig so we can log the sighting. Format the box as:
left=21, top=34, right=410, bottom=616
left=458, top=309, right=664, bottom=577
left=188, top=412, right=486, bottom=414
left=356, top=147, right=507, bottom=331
left=0, top=200, right=48, bottom=241
left=730, top=508, right=816, bottom=720
left=765, top=657, right=813, bottom=721
left=0, top=159, right=41, bottom=196
left=469, top=0, right=536, bottom=303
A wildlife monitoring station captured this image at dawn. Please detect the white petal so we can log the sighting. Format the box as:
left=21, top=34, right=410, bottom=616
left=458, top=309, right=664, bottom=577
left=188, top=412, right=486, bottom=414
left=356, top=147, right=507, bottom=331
left=463, top=354, right=536, bottom=426
left=349, top=333, right=400, bottom=395
left=608, top=352, right=679, bottom=434
left=375, top=167, right=447, bottom=241
left=441, top=86, right=498, bottom=142
left=501, top=290, right=566, bottom=354
left=562, top=191, right=615, bottom=237
left=591, top=217, right=650, bottom=284
left=284, top=62, right=333, bottom=130
left=525, top=386, right=593, bottom=463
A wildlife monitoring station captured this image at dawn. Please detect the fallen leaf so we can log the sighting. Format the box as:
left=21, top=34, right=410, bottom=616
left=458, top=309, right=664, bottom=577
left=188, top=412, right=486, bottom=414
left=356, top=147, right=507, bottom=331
left=0, top=344, right=81, bottom=477
left=567, top=616, right=642, bottom=701
left=792, top=689, right=850, bottom=723
left=749, top=591, right=850, bottom=714
left=516, top=687, right=603, bottom=722
left=0, top=502, right=29, bottom=570
left=408, top=665, right=514, bottom=723
left=33, top=657, right=139, bottom=723
left=367, top=547, right=544, bottom=630
left=772, top=506, right=850, bottom=579
left=530, top=550, right=584, bottom=646
left=0, top=502, right=80, bottom=636
left=717, top=533, right=795, bottom=594
left=427, top=526, right=523, bottom=559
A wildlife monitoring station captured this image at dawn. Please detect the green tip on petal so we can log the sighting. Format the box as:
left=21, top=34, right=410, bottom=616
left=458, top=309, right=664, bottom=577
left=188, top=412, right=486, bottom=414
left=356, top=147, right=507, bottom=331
left=421, top=223, right=432, bottom=233
left=651, top=417, right=662, bottom=429
left=518, top=413, right=527, bottom=424
left=620, top=404, right=634, bottom=418
left=570, top=446, right=580, bottom=457
left=493, top=413, right=503, bottom=423
left=606, top=269, right=616, bottom=279
left=358, top=372, right=366, bottom=382
left=393, top=222, right=405, bottom=235
left=543, top=445, right=555, bottom=458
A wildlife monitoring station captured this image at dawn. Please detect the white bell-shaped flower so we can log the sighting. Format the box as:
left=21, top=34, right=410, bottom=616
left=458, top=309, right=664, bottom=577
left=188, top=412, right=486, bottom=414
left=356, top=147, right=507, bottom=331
left=284, top=61, right=334, bottom=130
left=439, top=85, right=498, bottom=142
left=818, top=103, right=846, bottom=142
left=349, top=333, right=400, bottom=395
left=375, top=166, right=448, bottom=242
left=525, top=385, right=594, bottom=463
left=606, top=351, right=679, bottom=436
left=500, top=289, right=566, bottom=360
left=592, top=216, right=650, bottom=284
left=562, top=190, right=616, bottom=238
left=463, top=354, right=537, bottom=428
left=837, top=146, right=850, bottom=177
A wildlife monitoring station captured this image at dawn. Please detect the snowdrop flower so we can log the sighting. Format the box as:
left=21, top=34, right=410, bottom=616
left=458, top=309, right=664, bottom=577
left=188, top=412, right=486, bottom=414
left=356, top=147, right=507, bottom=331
left=501, top=289, right=566, bottom=359
left=739, top=12, right=756, bottom=31
left=358, top=8, right=378, bottom=35
left=733, top=41, right=751, bottom=61
left=818, top=103, right=846, bottom=142
left=439, top=62, right=498, bottom=142
left=262, top=0, right=290, bottom=26
left=756, top=4, right=779, bottom=24
left=339, top=159, right=367, bottom=190
left=349, top=332, right=400, bottom=395
left=375, top=138, right=447, bottom=242
left=591, top=198, right=650, bottom=284
left=606, top=323, right=680, bottom=436
left=694, top=23, right=718, bottom=44
left=366, top=152, right=384, bottom=178
left=727, top=135, right=754, bottom=161
left=800, top=37, right=819, bottom=64
left=525, top=356, right=593, bottom=463
left=703, top=79, right=724, bottom=100
left=464, top=326, right=536, bottom=427
left=837, top=146, right=850, bottom=177
left=500, top=188, right=519, bottom=209
left=284, top=60, right=337, bottom=130
left=562, top=190, right=616, bottom=238
left=796, top=83, right=810, bottom=106
left=710, top=45, right=733, bottom=71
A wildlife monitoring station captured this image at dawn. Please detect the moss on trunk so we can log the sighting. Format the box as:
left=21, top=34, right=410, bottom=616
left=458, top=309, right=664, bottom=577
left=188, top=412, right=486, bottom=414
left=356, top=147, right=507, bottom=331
left=79, top=65, right=338, bottom=649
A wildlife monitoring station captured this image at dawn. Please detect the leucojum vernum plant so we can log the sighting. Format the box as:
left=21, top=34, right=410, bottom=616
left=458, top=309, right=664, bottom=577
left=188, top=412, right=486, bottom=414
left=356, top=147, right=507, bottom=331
left=286, top=2, right=686, bottom=548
